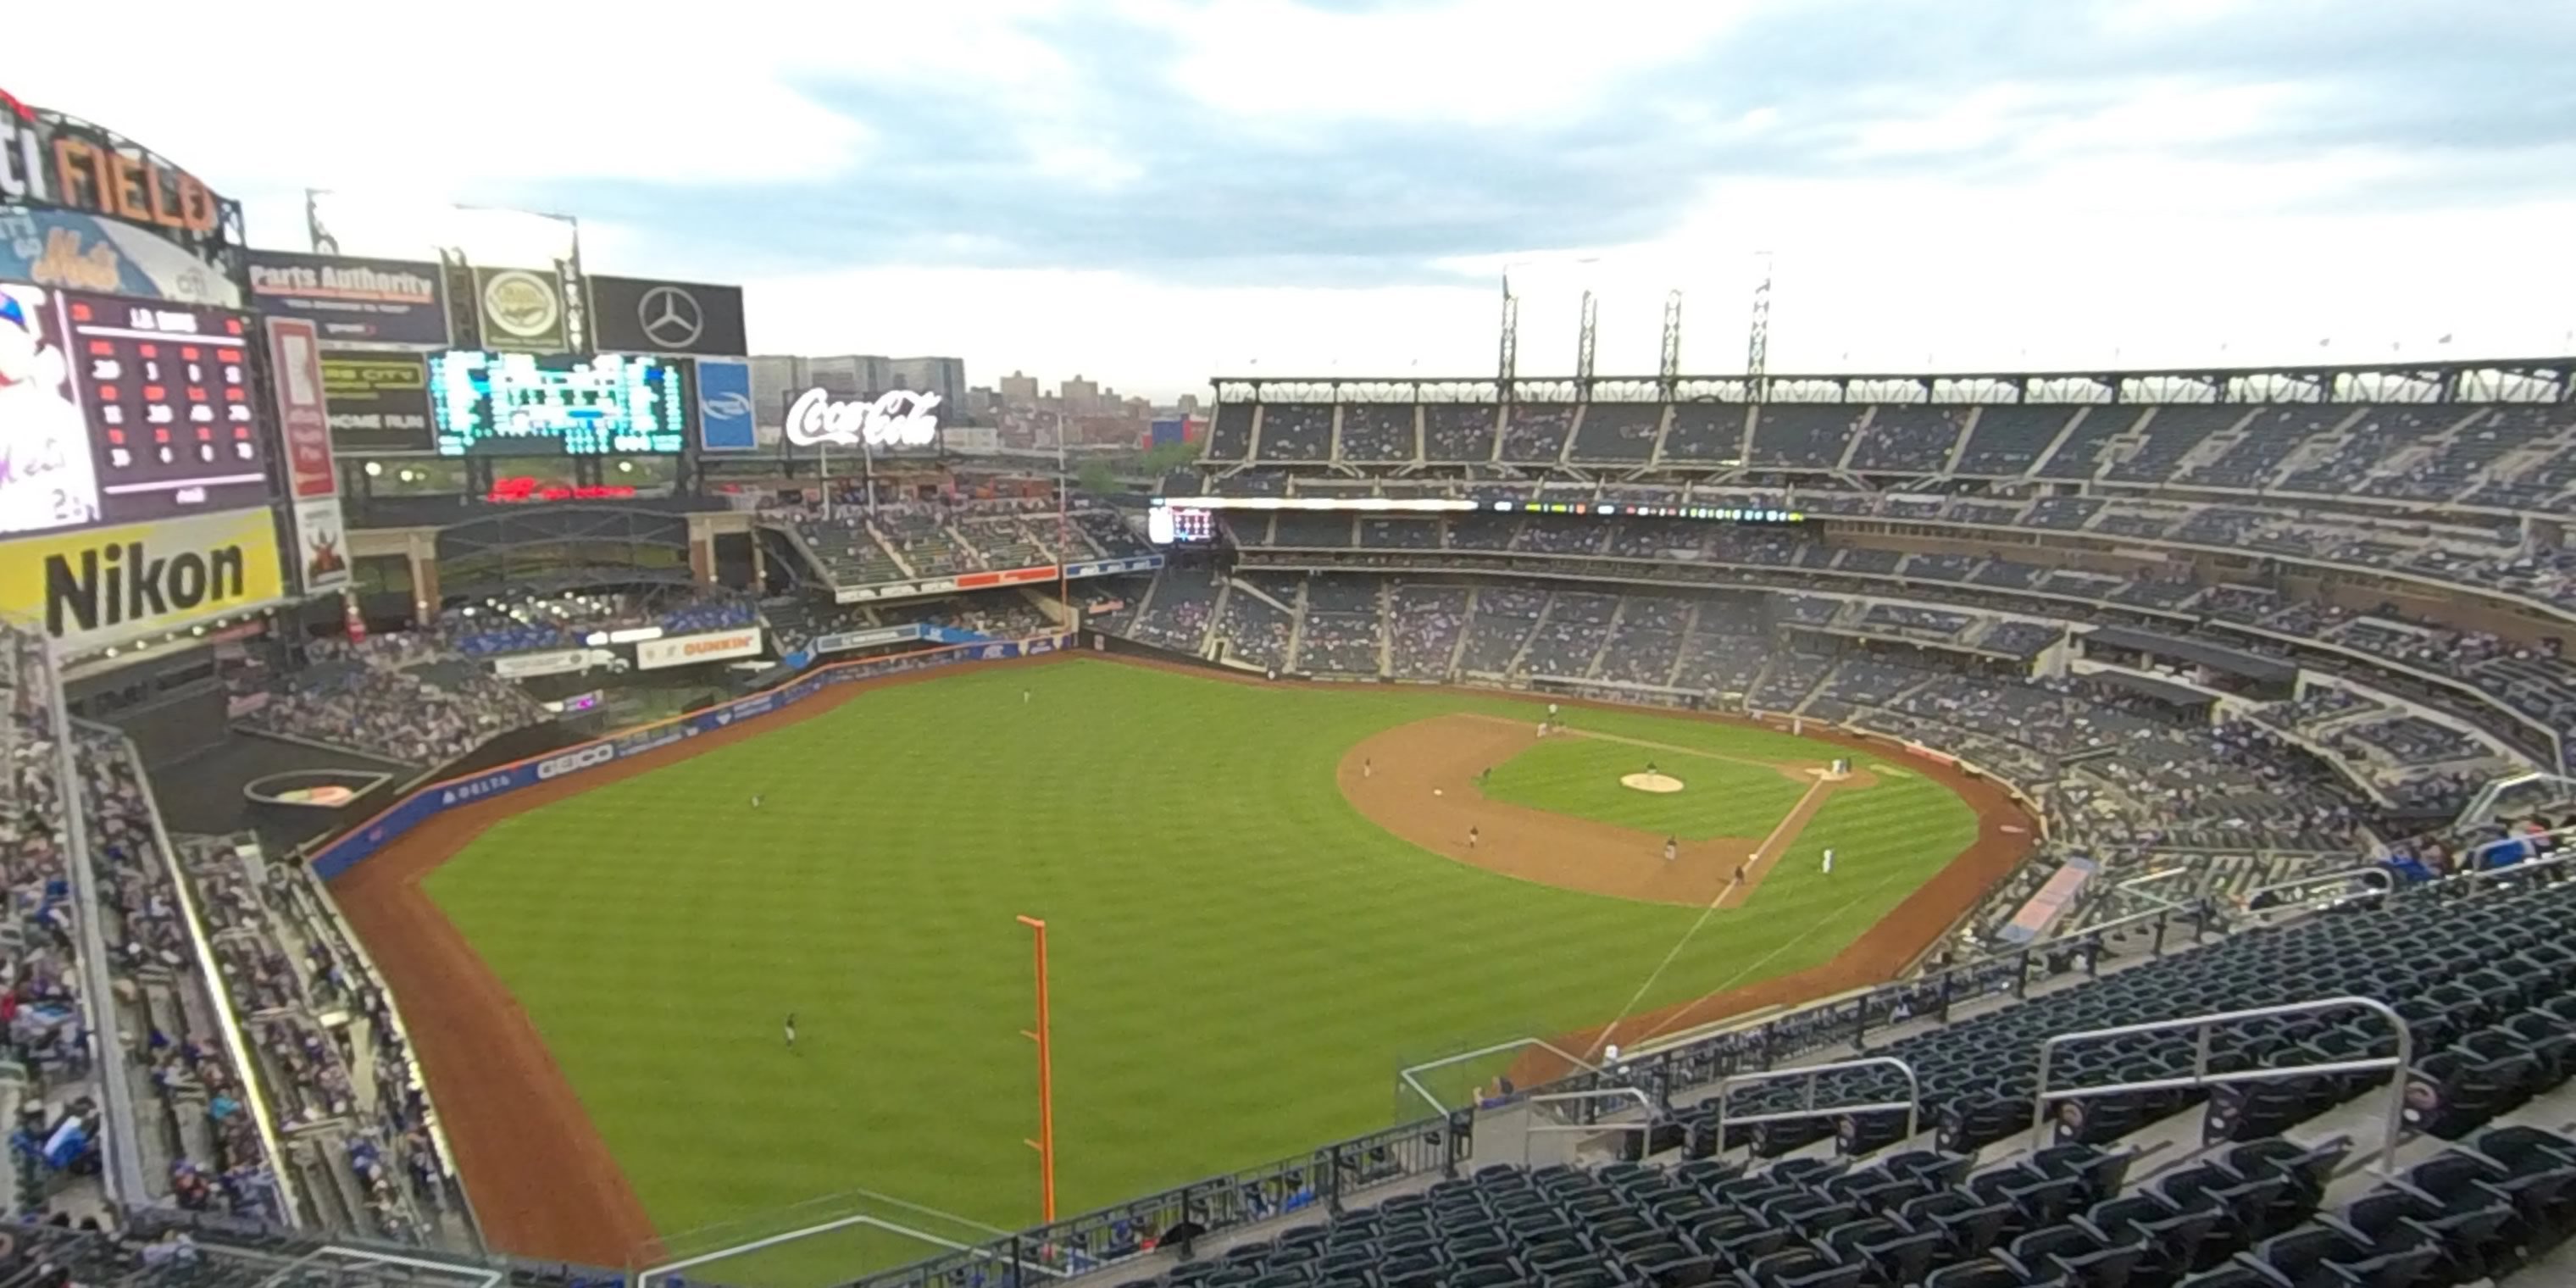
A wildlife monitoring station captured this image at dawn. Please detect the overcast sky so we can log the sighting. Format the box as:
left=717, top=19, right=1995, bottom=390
left=10, top=0, right=2574, bottom=398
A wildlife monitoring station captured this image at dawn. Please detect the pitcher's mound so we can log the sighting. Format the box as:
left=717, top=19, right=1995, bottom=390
left=1621, top=772, right=1685, bottom=794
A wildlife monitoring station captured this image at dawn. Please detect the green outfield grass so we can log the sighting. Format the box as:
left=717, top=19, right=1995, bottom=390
left=421, top=660, right=1983, bottom=1285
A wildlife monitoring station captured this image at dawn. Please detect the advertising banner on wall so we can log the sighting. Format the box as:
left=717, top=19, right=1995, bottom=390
left=589, top=275, right=748, bottom=356
left=288, top=501, right=349, bottom=594
left=266, top=318, right=351, bottom=594
left=1, top=507, right=286, bottom=652
left=469, top=266, right=566, bottom=353
left=0, top=206, right=242, bottom=306
left=319, top=353, right=435, bottom=452
left=268, top=319, right=337, bottom=501
left=811, top=624, right=922, bottom=653
left=245, top=250, right=449, bottom=347
left=635, top=627, right=763, bottom=669
left=696, top=358, right=756, bottom=451
left=492, top=648, right=616, bottom=679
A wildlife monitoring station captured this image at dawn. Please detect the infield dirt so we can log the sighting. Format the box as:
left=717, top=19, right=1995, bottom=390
left=326, top=654, right=2033, bottom=1266
left=1340, top=713, right=1879, bottom=907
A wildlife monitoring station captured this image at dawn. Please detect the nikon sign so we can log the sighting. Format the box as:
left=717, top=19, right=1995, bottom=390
left=3, top=508, right=286, bottom=652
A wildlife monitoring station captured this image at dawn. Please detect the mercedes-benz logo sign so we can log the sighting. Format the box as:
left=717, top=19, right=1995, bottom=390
left=638, top=286, right=705, bottom=349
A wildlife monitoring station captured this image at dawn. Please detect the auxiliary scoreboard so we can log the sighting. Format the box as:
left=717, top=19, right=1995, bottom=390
left=428, top=350, right=687, bottom=457
left=0, top=282, right=272, bottom=537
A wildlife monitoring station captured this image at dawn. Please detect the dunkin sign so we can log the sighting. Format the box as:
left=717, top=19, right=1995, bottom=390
left=635, top=627, right=763, bottom=670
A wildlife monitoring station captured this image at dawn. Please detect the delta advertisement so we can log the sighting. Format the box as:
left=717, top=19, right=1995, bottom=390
left=245, top=249, right=449, bottom=347
left=635, top=627, right=763, bottom=669
left=308, top=635, right=1072, bottom=880
left=0, top=507, right=287, bottom=652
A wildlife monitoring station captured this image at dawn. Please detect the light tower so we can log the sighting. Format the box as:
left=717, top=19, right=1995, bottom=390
left=1574, top=289, right=1599, bottom=399
left=1658, top=290, right=1684, bottom=400
left=1746, top=251, right=1774, bottom=400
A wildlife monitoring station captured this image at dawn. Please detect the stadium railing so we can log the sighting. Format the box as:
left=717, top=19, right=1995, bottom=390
left=839, top=1114, right=1472, bottom=1288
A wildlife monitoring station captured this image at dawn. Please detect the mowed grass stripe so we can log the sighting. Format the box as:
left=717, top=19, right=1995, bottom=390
left=422, top=663, right=1983, bottom=1285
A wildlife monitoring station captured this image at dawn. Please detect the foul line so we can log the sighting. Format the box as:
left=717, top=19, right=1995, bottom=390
left=1581, top=775, right=1832, bottom=1064
left=1623, top=858, right=1926, bottom=1048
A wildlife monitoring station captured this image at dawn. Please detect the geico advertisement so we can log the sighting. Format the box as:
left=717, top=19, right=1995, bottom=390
left=3, top=508, right=285, bottom=650
left=635, top=627, right=763, bottom=669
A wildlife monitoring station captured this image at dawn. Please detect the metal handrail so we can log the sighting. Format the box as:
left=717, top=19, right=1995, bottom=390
left=1524, top=1086, right=1657, bottom=1124
left=2029, top=995, right=2411, bottom=1175
left=2110, top=866, right=2196, bottom=912
left=1518, top=1087, right=1660, bottom=1163
left=2231, top=864, right=2396, bottom=921
left=1708, top=1056, right=1922, bottom=1146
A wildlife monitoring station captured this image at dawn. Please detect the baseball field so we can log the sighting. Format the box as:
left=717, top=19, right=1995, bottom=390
left=328, top=654, right=2032, bottom=1285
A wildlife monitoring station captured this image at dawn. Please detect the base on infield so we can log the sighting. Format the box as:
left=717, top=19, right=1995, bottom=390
left=1619, top=772, right=1686, bottom=794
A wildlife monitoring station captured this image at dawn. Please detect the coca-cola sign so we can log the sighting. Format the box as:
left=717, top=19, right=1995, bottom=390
left=785, top=388, right=942, bottom=449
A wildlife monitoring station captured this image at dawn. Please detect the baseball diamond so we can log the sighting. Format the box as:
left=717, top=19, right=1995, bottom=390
left=323, top=652, right=2029, bottom=1285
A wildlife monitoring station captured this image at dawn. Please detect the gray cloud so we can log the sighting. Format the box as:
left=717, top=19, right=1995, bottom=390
left=497, top=0, right=2576, bottom=285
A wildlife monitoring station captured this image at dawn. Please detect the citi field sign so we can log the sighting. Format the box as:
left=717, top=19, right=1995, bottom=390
left=785, top=388, right=941, bottom=449
left=0, top=87, right=235, bottom=257
left=3, top=508, right=286, bottom=652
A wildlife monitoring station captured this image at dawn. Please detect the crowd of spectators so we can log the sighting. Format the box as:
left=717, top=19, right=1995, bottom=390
left=1297, top=578, right=1384, bottom=674
left=4, top=620, right=467, bottom=1241
left=1128, top=574, right=1220, bottom=654
left=780, top=495, right=1147, bottom=594
left=234, top=634, right=552, bottom=768
left=1215, top=580, right=1294, bottom=670
left=0, top=625, right=104, bottom=1221
left=1211, top=397, right=2576, bottom=525
left=72, top=733, right=283, bottom=1225
left=1235, top=505, right=2576, bottom=769
left=880, top=595, right=1056, bottom=640
left=177, top=836, right=455, bottom=1242
left=435, top=586, right=755, bottom=658
left=1385, top=585, right=1471, bottom=680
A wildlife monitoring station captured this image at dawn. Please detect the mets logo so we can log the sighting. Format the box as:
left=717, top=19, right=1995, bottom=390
left=480, top=269, right=560, bottom=339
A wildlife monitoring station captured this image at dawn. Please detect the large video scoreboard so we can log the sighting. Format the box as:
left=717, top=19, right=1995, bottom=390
left=427, top=350, right=686, bottom=456
left=1, top=282, right=274, bottom=538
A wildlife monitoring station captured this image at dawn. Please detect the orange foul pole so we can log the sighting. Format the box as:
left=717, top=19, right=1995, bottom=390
left=1016, top=915, right=1058, bottom=1223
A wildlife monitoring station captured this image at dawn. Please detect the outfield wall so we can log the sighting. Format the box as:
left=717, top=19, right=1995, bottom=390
left=308, top=633, right=1076, bottom=880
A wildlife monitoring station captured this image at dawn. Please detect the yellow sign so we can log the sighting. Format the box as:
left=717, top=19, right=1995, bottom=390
left=1, top=508, right=285, bottom=652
